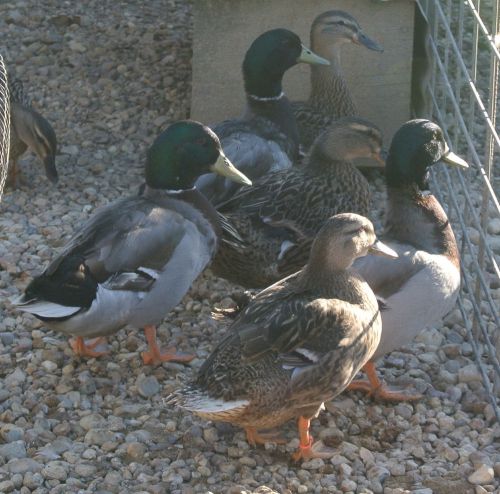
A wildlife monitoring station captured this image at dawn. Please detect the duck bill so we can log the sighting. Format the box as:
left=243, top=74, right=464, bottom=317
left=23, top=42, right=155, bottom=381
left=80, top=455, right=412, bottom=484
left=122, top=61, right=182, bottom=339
left=369, top=240, right=398, bottom=259
left=297, top=45, right=330, bottom=66
left=210, top=152, right=252, bottom=186
left=43, top=155, right=59, bottom=184
left=355, top=32, right=383, bottom=52
left=441, top=145, right=469, bottom=168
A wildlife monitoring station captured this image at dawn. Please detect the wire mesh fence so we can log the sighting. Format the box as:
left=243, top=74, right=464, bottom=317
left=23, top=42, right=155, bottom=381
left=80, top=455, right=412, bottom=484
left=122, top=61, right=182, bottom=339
left=0, top=54, right=10, bottom=202
left=416, top=0, right=500, bottom=421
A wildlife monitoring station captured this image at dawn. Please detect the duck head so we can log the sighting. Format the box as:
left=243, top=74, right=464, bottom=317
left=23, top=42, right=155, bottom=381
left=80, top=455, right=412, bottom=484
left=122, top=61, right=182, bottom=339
left=309, top=213, right=397, bottom=272
left=310, top=116, right=385, bottom=166
left=10, top=102, right=58, bottom=183
left=310, top=10, right=383, bottom=58
left=243, top=28, right=329, bottom=99
left=386, top=119, right=468, bottom=191
left=145, top=120, right=252, bottom=190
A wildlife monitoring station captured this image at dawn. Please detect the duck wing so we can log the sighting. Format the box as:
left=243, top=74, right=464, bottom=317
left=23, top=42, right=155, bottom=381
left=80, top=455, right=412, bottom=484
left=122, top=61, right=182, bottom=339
left=196, top=119, right=294, bottom=204
left=353, top=241, right=425, bottom=299
left=46, top=196, right=193, bottom=283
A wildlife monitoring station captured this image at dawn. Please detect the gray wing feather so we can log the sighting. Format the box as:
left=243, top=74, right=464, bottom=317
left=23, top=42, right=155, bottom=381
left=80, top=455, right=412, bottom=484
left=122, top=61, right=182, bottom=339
left=354, top=242, right=425, bottom=299
left=47, top=197, right=187, bottom=281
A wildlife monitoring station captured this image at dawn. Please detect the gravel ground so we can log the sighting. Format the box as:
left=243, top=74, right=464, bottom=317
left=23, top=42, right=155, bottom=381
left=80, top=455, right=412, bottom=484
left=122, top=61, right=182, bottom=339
left=0, top=1, right=499, bottom=493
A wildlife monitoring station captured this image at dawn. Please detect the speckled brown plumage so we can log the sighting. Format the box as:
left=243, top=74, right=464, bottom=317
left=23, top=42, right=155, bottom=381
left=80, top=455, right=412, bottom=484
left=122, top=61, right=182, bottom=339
left=212, top=117, right=383, bottom=288
left=292, top=11, right=383, bottom=149
left=169, top=214, right=384, bottom=458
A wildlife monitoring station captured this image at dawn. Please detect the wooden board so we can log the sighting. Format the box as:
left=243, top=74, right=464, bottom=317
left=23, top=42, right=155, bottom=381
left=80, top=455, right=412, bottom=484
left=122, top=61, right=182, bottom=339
left=191, top=0, right=414, bottom=146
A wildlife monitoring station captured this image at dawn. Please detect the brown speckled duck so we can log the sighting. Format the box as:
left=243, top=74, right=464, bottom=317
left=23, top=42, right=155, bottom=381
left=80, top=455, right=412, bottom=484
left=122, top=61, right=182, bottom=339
left=213, top=117, right=384, bottom=288
left=292, top=10, right=383, bottom=149
left=8, top=78, right=57, bottom=186
left=169, top=213, right=397, bottom=461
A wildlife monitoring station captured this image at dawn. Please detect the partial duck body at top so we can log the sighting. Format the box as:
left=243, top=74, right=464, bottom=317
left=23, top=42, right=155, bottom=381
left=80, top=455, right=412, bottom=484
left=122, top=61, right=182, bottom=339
left=195, top=28, right=329, bottom=205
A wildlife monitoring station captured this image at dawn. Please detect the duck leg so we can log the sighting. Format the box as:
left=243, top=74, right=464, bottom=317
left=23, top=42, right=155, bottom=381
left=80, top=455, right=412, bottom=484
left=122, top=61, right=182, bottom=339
left=69, top=336, right=109, bottom=358
left=141, top=325, right=195, bottom=365
left=291, top=416, right=335, bottom=461
left=245, top=426, right=286, bottom=446
left=348, top=361, right=421, bottom=402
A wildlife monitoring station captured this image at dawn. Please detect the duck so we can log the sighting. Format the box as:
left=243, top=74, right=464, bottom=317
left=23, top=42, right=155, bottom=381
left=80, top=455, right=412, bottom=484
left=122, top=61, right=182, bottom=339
left=291, top=10, right=383, bottom=149
left=14, top=120, right=252, bottom=364
left=212, top=117, right=385, bottom=288
left=169, top=213, right=397, bottom=461
left=194, top=28, right=329, bottom=205
left=349, top=119, right=468, bottom=401
left=7, top=77, right=58, bottom=186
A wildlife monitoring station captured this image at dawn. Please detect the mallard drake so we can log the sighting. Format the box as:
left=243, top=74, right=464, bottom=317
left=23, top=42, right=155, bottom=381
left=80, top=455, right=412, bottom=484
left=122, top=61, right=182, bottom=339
left=349, top=119, right=468, bottom=401
left=169, top=213, right=396, bottom=461
left=291, top=11, right=383, bottom=149
left=14, top=120, right=251, bottom=364
left=194, top=28, right=329, bottom=204
left=8, top=77, right=58, bottom=186
left=213, top=117, right=384, bottom=288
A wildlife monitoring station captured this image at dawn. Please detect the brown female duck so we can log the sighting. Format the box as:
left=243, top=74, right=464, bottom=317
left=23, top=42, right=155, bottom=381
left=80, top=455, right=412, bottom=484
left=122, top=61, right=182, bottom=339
left=292, top=11, right=383, bottom=149
left=170, top=213, right=396, bottom=460
left=213, top=117, right=384, bottom=287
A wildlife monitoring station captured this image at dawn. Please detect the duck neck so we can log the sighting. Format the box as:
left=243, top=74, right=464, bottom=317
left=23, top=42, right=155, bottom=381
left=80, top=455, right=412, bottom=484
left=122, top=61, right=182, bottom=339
left=300, top=263, right=372, bottom=306
left=308, top=48, right=356, bottom=117
left=244, top=93, right=300, bottom=157
left=385, top=186, right=460, bottom=267
left=142, top=184, right=222, bottom=238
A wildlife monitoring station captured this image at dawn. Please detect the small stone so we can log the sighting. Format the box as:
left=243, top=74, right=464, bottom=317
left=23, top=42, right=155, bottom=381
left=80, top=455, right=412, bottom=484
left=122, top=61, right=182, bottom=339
left=42, top=461, right=68, bottom=481
left=0, top=480, right=15, bottom=492
left=340, top=479, right=357, bottom=492
left=487, top=218, right=500, bottom=235
left=475, top=486, right=488, bottom=494
left=0, top=440, right=27, bottom=460
left=137, top=375, right=160, bottom=398
left=79, top=413, right=106, bottom=430
left=1, top=425, right=24, bottom=442
left=75, top=463, right=97, bottom=477
left=41, top=360, right=58, bottom=372
left=6, top=458, right=42, bottom=474
left=458, top=364, right=482, bottom=383
left=127, top=442, right=146, bottom=460
left=468, top=464, right=494, bottom=485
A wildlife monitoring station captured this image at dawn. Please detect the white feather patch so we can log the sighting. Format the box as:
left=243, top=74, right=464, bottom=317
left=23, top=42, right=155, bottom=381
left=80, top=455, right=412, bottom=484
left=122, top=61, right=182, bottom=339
left=137, top=267, right=159, bottom=279
left=15, top=300, right=81, bottom=318
left=179, top=397, right=249, bottom=414
left=278, top=240, right=295, bottom=261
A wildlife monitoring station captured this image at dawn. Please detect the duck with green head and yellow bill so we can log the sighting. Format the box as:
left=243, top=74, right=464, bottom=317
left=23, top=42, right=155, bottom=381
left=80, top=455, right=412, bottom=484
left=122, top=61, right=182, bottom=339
left=195, top=28, right=329, bottom=205
left=350, top=119, right=468, bottom=401
left=14, top=120, right=251, bottom=365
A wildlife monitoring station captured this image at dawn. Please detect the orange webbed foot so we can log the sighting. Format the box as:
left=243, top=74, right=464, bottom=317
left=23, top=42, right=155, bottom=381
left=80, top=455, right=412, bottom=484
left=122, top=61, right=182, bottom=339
left=69, top=336, right=109, bottom=358
left=142, top=325, right=194, bottom=366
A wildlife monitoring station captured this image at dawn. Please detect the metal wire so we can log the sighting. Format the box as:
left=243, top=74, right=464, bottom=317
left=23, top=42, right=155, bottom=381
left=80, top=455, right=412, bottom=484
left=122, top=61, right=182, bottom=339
left=0, top=55, right=10, bottom=201
left=417, top=0, right=500, bottom=420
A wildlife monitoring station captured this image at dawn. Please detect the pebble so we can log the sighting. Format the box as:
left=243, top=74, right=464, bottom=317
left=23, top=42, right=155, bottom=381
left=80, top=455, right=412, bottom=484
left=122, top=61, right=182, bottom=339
left=136, top=375, right=160, bottom=398
left=468, top=464, right=495, bottom=485
left=459, top=364, right=482, bottom=383
left=42, top=461, right=69, bottom=481
left=0, top=440, right=27, bottom=460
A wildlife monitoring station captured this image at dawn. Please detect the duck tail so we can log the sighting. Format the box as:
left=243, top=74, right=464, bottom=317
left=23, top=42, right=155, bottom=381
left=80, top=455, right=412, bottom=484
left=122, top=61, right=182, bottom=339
left=165, top=385, right=249, bottom=419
